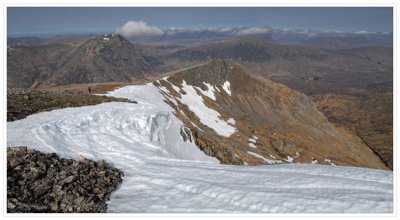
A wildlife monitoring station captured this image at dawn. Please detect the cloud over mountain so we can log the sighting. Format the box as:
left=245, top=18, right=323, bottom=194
left=236, top=27, right=271, bottom=36
left=115, top=21, right=164, bottom=38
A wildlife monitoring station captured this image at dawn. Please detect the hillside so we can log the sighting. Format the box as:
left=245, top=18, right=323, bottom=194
left=301, top=34, right=393, bottom=49
left=152, top=60, right=387, bottom=169
left=7, top=35, right=153, bottom=88
left=167, top=39, right=329, bottom=62
left=312, top=93, right=393, bottom=169
left=7, top=43, right=73, bottom=88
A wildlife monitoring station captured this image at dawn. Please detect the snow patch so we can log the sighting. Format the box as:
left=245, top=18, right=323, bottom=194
left=312, top=159, right=319, bottom=164
left=286, top=156, right=294, bottom=163
left=222, top=81, right=232, bottom=96
left=325, top=159, right=336, bottom=166
left=158, top=76, right=181, bottom=95
left=179, top=80, right=236, bottom=137
left=226, top=118, right=236, bottom=125
left=158, top=84, right=172, bottom=97
left=170, top=83, right=181, bottom=93
left=247, top=151, right=283, bottom=165
left=248, top=137, right=257, bottom=148
left=197, top=82, right=216, bottom=101
left=248, top=143, right=256, bottom=148
left=248, top=138, right=257, bottom=143
left=164, top=79, right=181, bottom=94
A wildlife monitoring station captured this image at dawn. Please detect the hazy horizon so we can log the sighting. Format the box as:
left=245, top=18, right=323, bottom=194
left=7, top=7, right=393, bottom=37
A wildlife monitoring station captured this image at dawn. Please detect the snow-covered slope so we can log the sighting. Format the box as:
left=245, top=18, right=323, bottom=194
left=7, top=84, right=393, bottom=213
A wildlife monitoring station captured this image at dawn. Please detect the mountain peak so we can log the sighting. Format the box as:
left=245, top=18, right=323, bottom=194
left=7, top=34, right=154, bottom=88
left=170, top=59, right=247, bottom=87
left=83, top=34, right=132, bottom=49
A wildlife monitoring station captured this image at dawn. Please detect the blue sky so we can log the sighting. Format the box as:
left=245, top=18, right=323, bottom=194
left=7, top=7, right=393, bottom=37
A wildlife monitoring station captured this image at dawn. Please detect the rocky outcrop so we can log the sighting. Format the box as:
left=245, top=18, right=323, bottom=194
left=7, top=147, right=124, bottom=213
left=7, top=88, right=134, bottom=121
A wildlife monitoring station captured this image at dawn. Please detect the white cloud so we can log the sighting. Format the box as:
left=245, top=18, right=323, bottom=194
left=282, top=28, right=293, bottom=32
left=219, top=27, right=234, bottom=32
left=354, top=30, right=372, bottom=35
left=236, top=27, right=271, bottom=36
left=307, top=32, right=318, bottom=37
left=165, top=27, right=185, bottom=35
left=115, top=21, right=164, bottom=38
left=324, top=30, right=344, bottom=33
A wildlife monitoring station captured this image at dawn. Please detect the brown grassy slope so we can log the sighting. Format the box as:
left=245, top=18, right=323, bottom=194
left=155, top=60, right=388, bottom=170
left=312, top=93, right=393, bottom=169
left=42, top=82, right=134, bottom=94
left=7, top=89, right=132, bottom=122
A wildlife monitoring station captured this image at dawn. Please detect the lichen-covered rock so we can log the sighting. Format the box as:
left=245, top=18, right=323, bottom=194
left=7, top=147, right=124, bottom=213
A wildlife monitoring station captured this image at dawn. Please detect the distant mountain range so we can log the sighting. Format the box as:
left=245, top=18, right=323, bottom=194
left=163, top=39, right=393, bottom=96
left=8, top=27, right=392, bottom=49
left=272, top=29, right=392, bottom=49
left=8, top=35, right=392, bottom=97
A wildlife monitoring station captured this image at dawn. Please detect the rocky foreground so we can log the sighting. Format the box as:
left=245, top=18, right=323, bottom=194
left=7, top=147, right=124, bottom=213
left=7, top=88, right=135, bottom=122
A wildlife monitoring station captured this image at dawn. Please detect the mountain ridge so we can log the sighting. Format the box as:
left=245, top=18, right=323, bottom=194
left=162, top=39, right=392, bottom=96
left=153, top=59, right=388, bottom=169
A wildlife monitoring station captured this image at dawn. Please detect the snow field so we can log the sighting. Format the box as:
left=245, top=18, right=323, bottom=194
left=179, top=80, right=236, bottom=137
left=7, top=84, right=393, bottom=213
